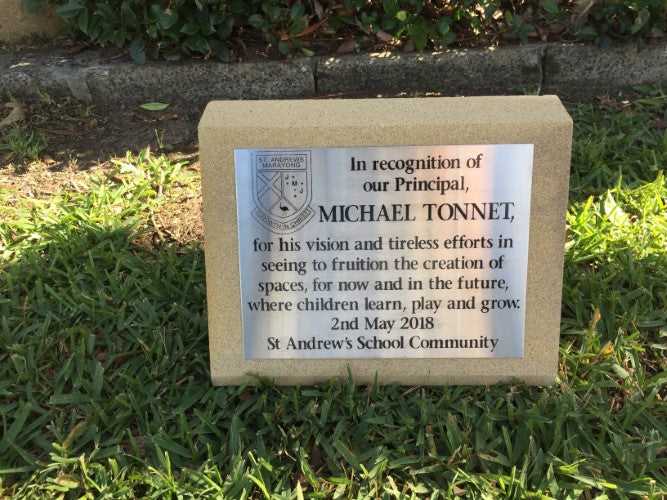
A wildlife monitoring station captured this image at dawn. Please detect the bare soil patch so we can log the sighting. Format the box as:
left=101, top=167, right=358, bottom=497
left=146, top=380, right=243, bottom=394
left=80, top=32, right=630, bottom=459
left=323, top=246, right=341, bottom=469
left=0, top=97, right=201, bottom=187
left=1, top=96, right=203, bottom=243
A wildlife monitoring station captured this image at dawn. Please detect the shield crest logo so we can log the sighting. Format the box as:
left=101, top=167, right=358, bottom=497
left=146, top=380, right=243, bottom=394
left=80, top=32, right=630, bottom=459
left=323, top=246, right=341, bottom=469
left=251, top=150, right=315, bottom=233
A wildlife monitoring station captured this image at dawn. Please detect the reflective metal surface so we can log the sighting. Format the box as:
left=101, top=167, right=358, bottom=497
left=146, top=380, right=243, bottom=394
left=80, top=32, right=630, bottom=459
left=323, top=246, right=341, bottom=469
left=235, top=145, right=533, bottom=359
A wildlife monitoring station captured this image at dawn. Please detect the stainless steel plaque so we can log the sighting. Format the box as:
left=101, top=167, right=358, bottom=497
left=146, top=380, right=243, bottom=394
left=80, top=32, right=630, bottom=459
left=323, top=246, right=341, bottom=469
left=235, top=145, right=533, bottom=359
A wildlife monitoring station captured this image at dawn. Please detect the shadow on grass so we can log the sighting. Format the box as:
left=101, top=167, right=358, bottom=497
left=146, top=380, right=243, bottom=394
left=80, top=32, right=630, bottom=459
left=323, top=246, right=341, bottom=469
left=1, top=215, right=664, bottom=496
left=567, top=100, right=665, bottom=206
left=1, top=223, right=209, bottom=465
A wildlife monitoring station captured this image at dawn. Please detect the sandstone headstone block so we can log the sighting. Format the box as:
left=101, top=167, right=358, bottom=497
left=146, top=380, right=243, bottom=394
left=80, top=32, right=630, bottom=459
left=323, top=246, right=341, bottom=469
left=199, top=96, right=572, bottom=385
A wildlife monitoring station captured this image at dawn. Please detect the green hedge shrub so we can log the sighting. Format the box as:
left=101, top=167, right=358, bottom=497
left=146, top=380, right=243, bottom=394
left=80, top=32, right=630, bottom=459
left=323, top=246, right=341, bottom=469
left=22, top=0, right=666, bottom=62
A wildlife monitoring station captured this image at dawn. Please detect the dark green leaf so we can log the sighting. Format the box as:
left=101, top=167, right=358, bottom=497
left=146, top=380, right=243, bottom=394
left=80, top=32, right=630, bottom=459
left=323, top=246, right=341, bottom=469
left=111, top=29, right=127, bottom=46
left=87, top=17, right=101, bottom=40
left=209, top=40, right=231, bottom=61
left=289, top=36, right=302, bottom=49
left=180, top=22, right=200, bottom=35
left=55, top=2, right=85, bottom=19
left=277, top=40, right=290, bottom=55
left=158, top=9, right=179, bottom=30
left=96, top=3, right=115, bottom=20
left=414, top=30, right=427, bottom=51
left=290, top=4, right=305, bottom=21
left=504, top=10, right=514, bottom=25
left=216, top=15, right=235, bottom=39
left=436, top=16, right=451, bottom=35
left=149, top=4, right=163, bottom=19
left=248, top=14, right=264, bottom=28
left=120, top=2, right=139, bottom=29
left=289, top=17, right=309, bottom=35
left=208, top=11, right=225, bottom=24
left=337, top=15, right=358, bottom=26
left=541, top=0, right=560, bottom=16
left=596, top=35, right=613, bottom=48
left=631, top=9, right=650, bottom=35
left=382, top=0, right=399, bottom=17
left=162, top=49, right=182, bottom=61
left=440, top=30, right=456, bottom=46
left=230, top=0, right=246, bottom=13
left=200, top=23, right=216, bottom=36
left=264, top=4, right=283, bottom=22
left=77, top=9, right=89, bottom=34
left=577, top=26, right=599, bottom=40
left=185, top=34, right=208, bottom=53
left=129, top=37, right=146, bottom=64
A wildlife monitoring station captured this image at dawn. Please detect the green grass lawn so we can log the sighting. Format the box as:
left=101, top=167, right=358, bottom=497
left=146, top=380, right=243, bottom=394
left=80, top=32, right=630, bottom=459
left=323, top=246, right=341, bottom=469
left=1, top=92, right=666, bottom=498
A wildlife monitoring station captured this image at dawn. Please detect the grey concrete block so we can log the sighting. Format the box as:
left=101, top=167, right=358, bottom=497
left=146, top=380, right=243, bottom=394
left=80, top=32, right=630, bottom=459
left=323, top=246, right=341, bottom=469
left=543, top=43, right=667, bottom=93
left=85, top=58, right=316, bottom=103
left=0, top=54, right=73, bottom=98
left=2, top=43, right=665, bottom=104
left=317, top=46, right=545, bottom=96
left=0, top=52, right=316, bottom=103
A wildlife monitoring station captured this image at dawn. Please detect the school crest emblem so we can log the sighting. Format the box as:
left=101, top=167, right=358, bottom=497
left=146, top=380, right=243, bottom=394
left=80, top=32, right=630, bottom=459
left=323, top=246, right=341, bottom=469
left=251, top=150, right=314, bottom=233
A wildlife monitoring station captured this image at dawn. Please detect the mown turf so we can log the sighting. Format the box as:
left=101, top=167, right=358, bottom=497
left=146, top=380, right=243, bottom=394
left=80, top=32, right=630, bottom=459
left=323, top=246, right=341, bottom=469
left=1, top=93, right=665, bottom=498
